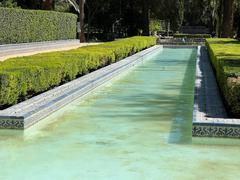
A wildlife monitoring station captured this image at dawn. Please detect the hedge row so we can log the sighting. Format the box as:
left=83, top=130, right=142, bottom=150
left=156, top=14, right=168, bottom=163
left=0, top=7, right=77, bottom=44
left=206, top=38, right=240, bottom=117
left=174, top=34, right=211, bottom=38
left=0, top=36, right=156, bottom=108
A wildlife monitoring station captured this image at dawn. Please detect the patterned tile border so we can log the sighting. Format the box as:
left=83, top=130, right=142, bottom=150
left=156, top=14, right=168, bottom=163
left=192, top=124, right=240, bottom=138
left=0, top=117, right=24, bottom=129
left=0, top=45, right=162, bottom=130
left=192, top=46, right=240, bottom=138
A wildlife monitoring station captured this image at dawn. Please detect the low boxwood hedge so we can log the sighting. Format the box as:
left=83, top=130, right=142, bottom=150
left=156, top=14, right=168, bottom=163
left=174, top=34, right=211, bottom=38
left=0, top=7, right=77, bottom=44
left=0, top=36, right=156, bottom=108
left=206, top=38, right=240, bottom=117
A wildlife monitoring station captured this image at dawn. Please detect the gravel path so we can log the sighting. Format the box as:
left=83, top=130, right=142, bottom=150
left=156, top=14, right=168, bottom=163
left=0, top=40, right=100, bottom=61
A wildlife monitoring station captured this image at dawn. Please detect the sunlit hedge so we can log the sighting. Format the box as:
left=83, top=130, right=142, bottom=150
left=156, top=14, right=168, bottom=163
left=206, top=38, right=240, bottom=117
left=174, top=34, right=211, bottom=38
left=0, top=36, right=156, bottom=108
left=0, top=7, right=77, bottom=44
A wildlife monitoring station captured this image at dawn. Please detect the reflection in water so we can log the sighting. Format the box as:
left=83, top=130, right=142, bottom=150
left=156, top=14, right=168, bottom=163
left=168, top=50, right=196, bottom=144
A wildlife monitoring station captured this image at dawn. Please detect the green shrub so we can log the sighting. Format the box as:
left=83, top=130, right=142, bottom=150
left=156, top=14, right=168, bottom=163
left=0, top=7, right=77, bottom=44
left=174, top=34, right=211, bottom=38
left=206, top=38, right=240, bottom=117
left=0, top=36, right=156, bottom=107
left=149, top=19, right=161, bottom=34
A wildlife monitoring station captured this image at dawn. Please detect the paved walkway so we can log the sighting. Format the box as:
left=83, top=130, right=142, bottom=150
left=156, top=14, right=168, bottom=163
left=0, top=40, right=100, bottom=61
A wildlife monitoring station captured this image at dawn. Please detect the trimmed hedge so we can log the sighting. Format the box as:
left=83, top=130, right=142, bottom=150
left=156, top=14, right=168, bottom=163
left=0, top=7, right=77, bottom=44
left=174, top=34, right=211, bottom=38
left=0, top=36, right=156, bottom=108
left=206, top=38, right=240, bottom=117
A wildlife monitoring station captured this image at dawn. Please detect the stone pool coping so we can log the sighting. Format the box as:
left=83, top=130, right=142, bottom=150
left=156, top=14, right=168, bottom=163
left=192, top=46, right=240, bottom=138
left=0, top=45, right=162, bottom=129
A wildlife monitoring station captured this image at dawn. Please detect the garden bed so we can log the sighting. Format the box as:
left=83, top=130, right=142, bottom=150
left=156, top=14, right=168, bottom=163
left=0, top=36, right=156, bottom=109
left=0, top=44, right=160, bottom=129
left=206, top=38, right=240, bottom=117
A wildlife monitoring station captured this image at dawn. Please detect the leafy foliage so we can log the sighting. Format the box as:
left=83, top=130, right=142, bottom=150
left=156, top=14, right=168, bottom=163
left=206, top=38, right=240, bottom=117
left=0, top=0, right=17, bottom=8
left=1, top=0, right=240, bottom=38
left=0, top=7, right=77, bottom=44
left=0, top=36, right=156, bottom=108
left=54, top=0, right=71, bottom=12
left=149, top=19, right=161, bottom=34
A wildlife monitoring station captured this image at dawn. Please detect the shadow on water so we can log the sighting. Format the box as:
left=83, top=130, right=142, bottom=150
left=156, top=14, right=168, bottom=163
left=167, top=47, right=235, bottom=145
left=196, top=47, right=228, bottom=118
left=168, top=49, right=197, bottom=144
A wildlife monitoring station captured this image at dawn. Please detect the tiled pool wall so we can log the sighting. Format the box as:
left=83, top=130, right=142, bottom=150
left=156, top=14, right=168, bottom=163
left=192, top=46, right=240, bottom=138
left=192, top=123, right=240, bottom=138
left=1, top=44, right=240, bottom=139
left=0, top=45, right=162, bottom=130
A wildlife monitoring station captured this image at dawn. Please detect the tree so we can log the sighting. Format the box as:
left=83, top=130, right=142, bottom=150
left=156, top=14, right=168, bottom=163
left=176, top=0, right=184, bottom=31
left=16, top=0, right=54, bottom=10
left=162, top=0, right=184, bottom=32
left=2, top=0, right=240, bottom=40
left=235, top=0, right=240, bottom=38
left=142, top=0, right=150, bottom=35
left=85, top=0, right=105, bottom=41
left=66, top=0, right=85, bottom=42
left=54, top=0, right=71, bottom=12
left=149, top=19, right=161, bottom=35
left=41, top=0, right=55, bottom=10
left=0, top=0, right=17, bottom=7
left=221, top=0, right=234, bottom=37
left=209, top=0, right=222, bottom=37
left=79, top=0, right=85, bottom=42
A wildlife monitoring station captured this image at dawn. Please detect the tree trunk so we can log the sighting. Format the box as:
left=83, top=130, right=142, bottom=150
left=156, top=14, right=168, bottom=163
left=237, top=9, right=240, bottom=39
left=237, top=17, right=240, bottom=39
left=142, top=0, right=149, bottom=36
left=87, top=11, right=90, bottom=42
left=216, top=0, right=223, bottom=37
left=177, top=0, right=184, bottom=32
left=221, top=0, right=234, bottom=38
left=79, top=0, right=86, bottom=42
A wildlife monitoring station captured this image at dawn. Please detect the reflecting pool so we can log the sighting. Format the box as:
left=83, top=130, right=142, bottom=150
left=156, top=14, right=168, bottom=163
left=0, top=48, right=240, bottom=179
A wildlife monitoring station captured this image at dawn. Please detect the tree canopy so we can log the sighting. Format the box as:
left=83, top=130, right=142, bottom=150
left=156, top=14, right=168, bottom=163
left=1, top=0, right=240, bottom=40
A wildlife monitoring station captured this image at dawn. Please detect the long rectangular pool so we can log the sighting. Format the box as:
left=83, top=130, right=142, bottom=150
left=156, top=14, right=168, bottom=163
left=0, top=47, right=240, bottom=179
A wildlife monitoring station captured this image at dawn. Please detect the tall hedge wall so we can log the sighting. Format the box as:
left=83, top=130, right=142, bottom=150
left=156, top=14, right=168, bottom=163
left=0, top=7, right=77, bottom=44
left=206, top=38, right=240, bottom=117
left=0, top=36, right=156, bottom=108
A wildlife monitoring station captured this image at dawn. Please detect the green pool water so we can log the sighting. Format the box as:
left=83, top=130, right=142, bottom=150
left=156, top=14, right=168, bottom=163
left=1, top=48, right=240, bottom=180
